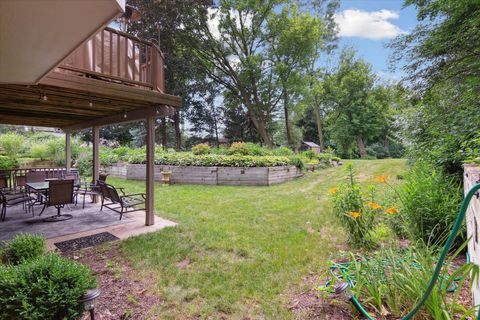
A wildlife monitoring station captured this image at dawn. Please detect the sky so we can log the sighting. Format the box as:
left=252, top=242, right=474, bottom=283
left=334, top=0, right=419, bottom=81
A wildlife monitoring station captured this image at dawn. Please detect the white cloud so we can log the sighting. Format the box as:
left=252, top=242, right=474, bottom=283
left=334, top=9, right=406, bottom=40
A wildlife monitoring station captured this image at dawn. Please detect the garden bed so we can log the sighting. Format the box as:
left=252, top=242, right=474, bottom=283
left=104, top=164, right=303, bottom=186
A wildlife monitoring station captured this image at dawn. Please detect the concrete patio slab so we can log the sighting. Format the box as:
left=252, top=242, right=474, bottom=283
left=0, top=202, right=177, bottom=251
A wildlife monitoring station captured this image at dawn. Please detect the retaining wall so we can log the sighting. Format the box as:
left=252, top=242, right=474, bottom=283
left=102, top=164, right=302, bottom=186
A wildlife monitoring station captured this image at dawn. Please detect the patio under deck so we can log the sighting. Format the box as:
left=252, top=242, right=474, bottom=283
left=0, top=202, right=176, bottom=251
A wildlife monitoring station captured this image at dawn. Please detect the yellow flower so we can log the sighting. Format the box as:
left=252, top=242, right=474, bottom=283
left=375, top=174, right=389, bottom=183
left=328, top=187, right=338, bottom=195
left=349, top=211, right=362, bottom=219
left=367, top=202, right=382, bottom=210
left=385, top=207, right=398, bottom=215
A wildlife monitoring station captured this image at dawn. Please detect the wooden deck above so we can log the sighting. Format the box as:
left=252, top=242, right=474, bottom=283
left=0, top=71, right=181, bottom=130
left=0, top=25, right=180, bottom=131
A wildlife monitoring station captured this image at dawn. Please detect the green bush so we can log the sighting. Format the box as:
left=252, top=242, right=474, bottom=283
left=272, top=146, right=294, bottom=156
left=302, top=149, right=317, bottom=160
left=330, top=164, right=376, bottom=248
left=0, top=252, right=97, bottom=320
left=0, top=155, right=18, bottom=169
left=30, top=144, right=49, bottom=160
left=192, top=143, right=211, bottom=155
left=1, top=234, right=45, bottom=265
left=228, top=142, right=271, bottom=156
left=0, top=133, right=25, bottom=160
left=75, top=153, right=92, bottom=176
left=399, top=161, right=462, bottom=245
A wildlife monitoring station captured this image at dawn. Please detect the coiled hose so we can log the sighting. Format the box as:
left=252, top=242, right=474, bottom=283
left=347, top=183, right=480, bottom=320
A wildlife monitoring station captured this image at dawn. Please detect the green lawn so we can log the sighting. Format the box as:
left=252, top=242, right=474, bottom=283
left=108, top=159, right=406, bottom=319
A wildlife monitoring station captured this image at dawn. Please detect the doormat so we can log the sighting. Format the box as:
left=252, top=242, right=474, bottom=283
left=54, top=232, right=119, bottom=252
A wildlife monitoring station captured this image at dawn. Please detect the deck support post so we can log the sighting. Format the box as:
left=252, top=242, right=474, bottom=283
left=92, top=126, right=100, bottom=202
left=145, top=117, right=155, bottom=226
left=65, top=131, right=71, bottom=173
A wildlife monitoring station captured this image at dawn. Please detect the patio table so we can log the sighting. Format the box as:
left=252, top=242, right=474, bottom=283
left=26, top=182, right=49, bottom=192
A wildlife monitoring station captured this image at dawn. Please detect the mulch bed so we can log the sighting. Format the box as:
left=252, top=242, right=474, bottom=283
left=63, top=243, right=163, bottom=320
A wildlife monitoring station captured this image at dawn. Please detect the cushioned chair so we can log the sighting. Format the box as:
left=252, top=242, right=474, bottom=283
left=98, top=181, right=145, bottom=220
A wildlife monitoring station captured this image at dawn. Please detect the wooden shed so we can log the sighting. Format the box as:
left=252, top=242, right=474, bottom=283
left=300, top=141, right=321, bottom=154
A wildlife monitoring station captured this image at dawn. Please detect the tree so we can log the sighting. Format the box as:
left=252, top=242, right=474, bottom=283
left=390, top=0, right=480, bottom=175
left=267, top=3, right=331, bottom=148
left=127, top=0, right=212, bottom=150
left=323, top=49, right=388, bottom=158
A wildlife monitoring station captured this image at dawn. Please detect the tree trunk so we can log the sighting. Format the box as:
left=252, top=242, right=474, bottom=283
left=314, top=107, right=324, bottom=152
left=174, top=110, right=181, bottom=150
left=243, top=99, right=273, bottom=148
left=161, top=118, right=167, bottom=150
left=356, top=136, right=367, bottom=158
left=283, top=90, right=293, bottom=148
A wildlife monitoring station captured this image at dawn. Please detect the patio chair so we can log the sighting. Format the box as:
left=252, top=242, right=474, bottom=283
left=98, top=181, right=145, bottom=220
left=26, top=171, right=46, bottom=183
left=39, top=179, right=74, bottom=222
left=0, top=189, right=35, bottom=222
left=76, top=173, right=109, bottom=208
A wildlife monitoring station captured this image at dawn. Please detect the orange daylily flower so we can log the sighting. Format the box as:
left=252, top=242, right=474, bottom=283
left=328, top=187, right=339, bottom=195
left=367, top=202, right=382, bottom=210
left=385, top=207, right=398, bottom=215
left=375, top=174, right=389, bottom=183
left=349, top=211, right=362, bottom=219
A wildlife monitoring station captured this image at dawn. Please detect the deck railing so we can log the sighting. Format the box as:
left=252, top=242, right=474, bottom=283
left=0, top=168, right=79, bottom=190
left=58, top=27, right=164, bottom=92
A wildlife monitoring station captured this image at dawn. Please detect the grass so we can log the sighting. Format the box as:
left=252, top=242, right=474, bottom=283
left=107, top=159, right=407, bottom=319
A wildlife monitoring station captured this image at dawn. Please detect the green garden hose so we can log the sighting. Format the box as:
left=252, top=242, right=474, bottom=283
left=346, top=183, right=480, bottom=320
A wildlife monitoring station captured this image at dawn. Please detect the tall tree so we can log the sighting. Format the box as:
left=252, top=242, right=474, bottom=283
left=323, top=49, right=388, bottom=158
left=187, top=0, right=290, bottom=147
left=127, top=0, right=212, bottom=150
left=267, top=3, right=329, bottom=148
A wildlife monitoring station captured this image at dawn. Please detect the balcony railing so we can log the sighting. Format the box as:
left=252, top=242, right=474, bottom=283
left=57, top=27, right=164, bottom=92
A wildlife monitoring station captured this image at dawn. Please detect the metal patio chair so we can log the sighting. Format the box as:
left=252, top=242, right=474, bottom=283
left=0, top=189, right=35, bottom=222
left=98, top=181, right=145, bottom=220
left=39, top=179, right=74, bottom=222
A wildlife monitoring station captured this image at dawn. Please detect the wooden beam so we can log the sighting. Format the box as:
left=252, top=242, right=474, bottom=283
left=145, top=116, right=155, bottom=226
left=92, top=126, right=100, bottom=187
left=65, top=132, right=71, bottom=172
left=62, top=105, right=175, bottom=132
left=40, top=71, right=182, bottom=107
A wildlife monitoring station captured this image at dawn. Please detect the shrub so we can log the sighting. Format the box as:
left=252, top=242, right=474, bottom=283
left=0, top=253, right=97, bottom=320
left=0, top=155, right=18, bottom=169
left=192, top=143, right=211, bottom=155
left=272, top=146, right=294, bottom=156
left=330, top=164, right=376, bottom=248
left=75, top=153, right=92, bottom=176
left=31, top=144, right=49, bottom=160
left=112, top=146, right=131, bottom=159
left=398, top=161, right=462, bottom=245
left=228, top=142, right=271, bottom=156
left=1, top=234, right=45, bottom=265
left=0, top=133, right=25, bottom=160
left=302, top=149, right=317, bottom=160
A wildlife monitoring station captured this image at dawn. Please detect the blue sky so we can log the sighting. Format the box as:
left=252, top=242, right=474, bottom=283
left=334, top=0, right=419, bottom=81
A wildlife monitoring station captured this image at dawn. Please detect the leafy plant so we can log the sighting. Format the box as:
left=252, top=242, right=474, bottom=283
left=399, top=161, right=462, bottom=245
left=0, top=133, right=25, bottom=160
left=0, top=155, right=18, bottom=169
left=330, top=164, right=376, bottom=248
left=0, top=253, right=97, bottom=320
left=192, top=143, right=211, bottom=155
left=272, top=146, right=294, bottom=156
left=1, top=234, right=45, bottom=265
left=348, top=243, right=478, bottom=319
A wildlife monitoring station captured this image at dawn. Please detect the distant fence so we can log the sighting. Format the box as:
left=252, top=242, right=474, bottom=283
left=101, top=164, right=303, bottom=186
